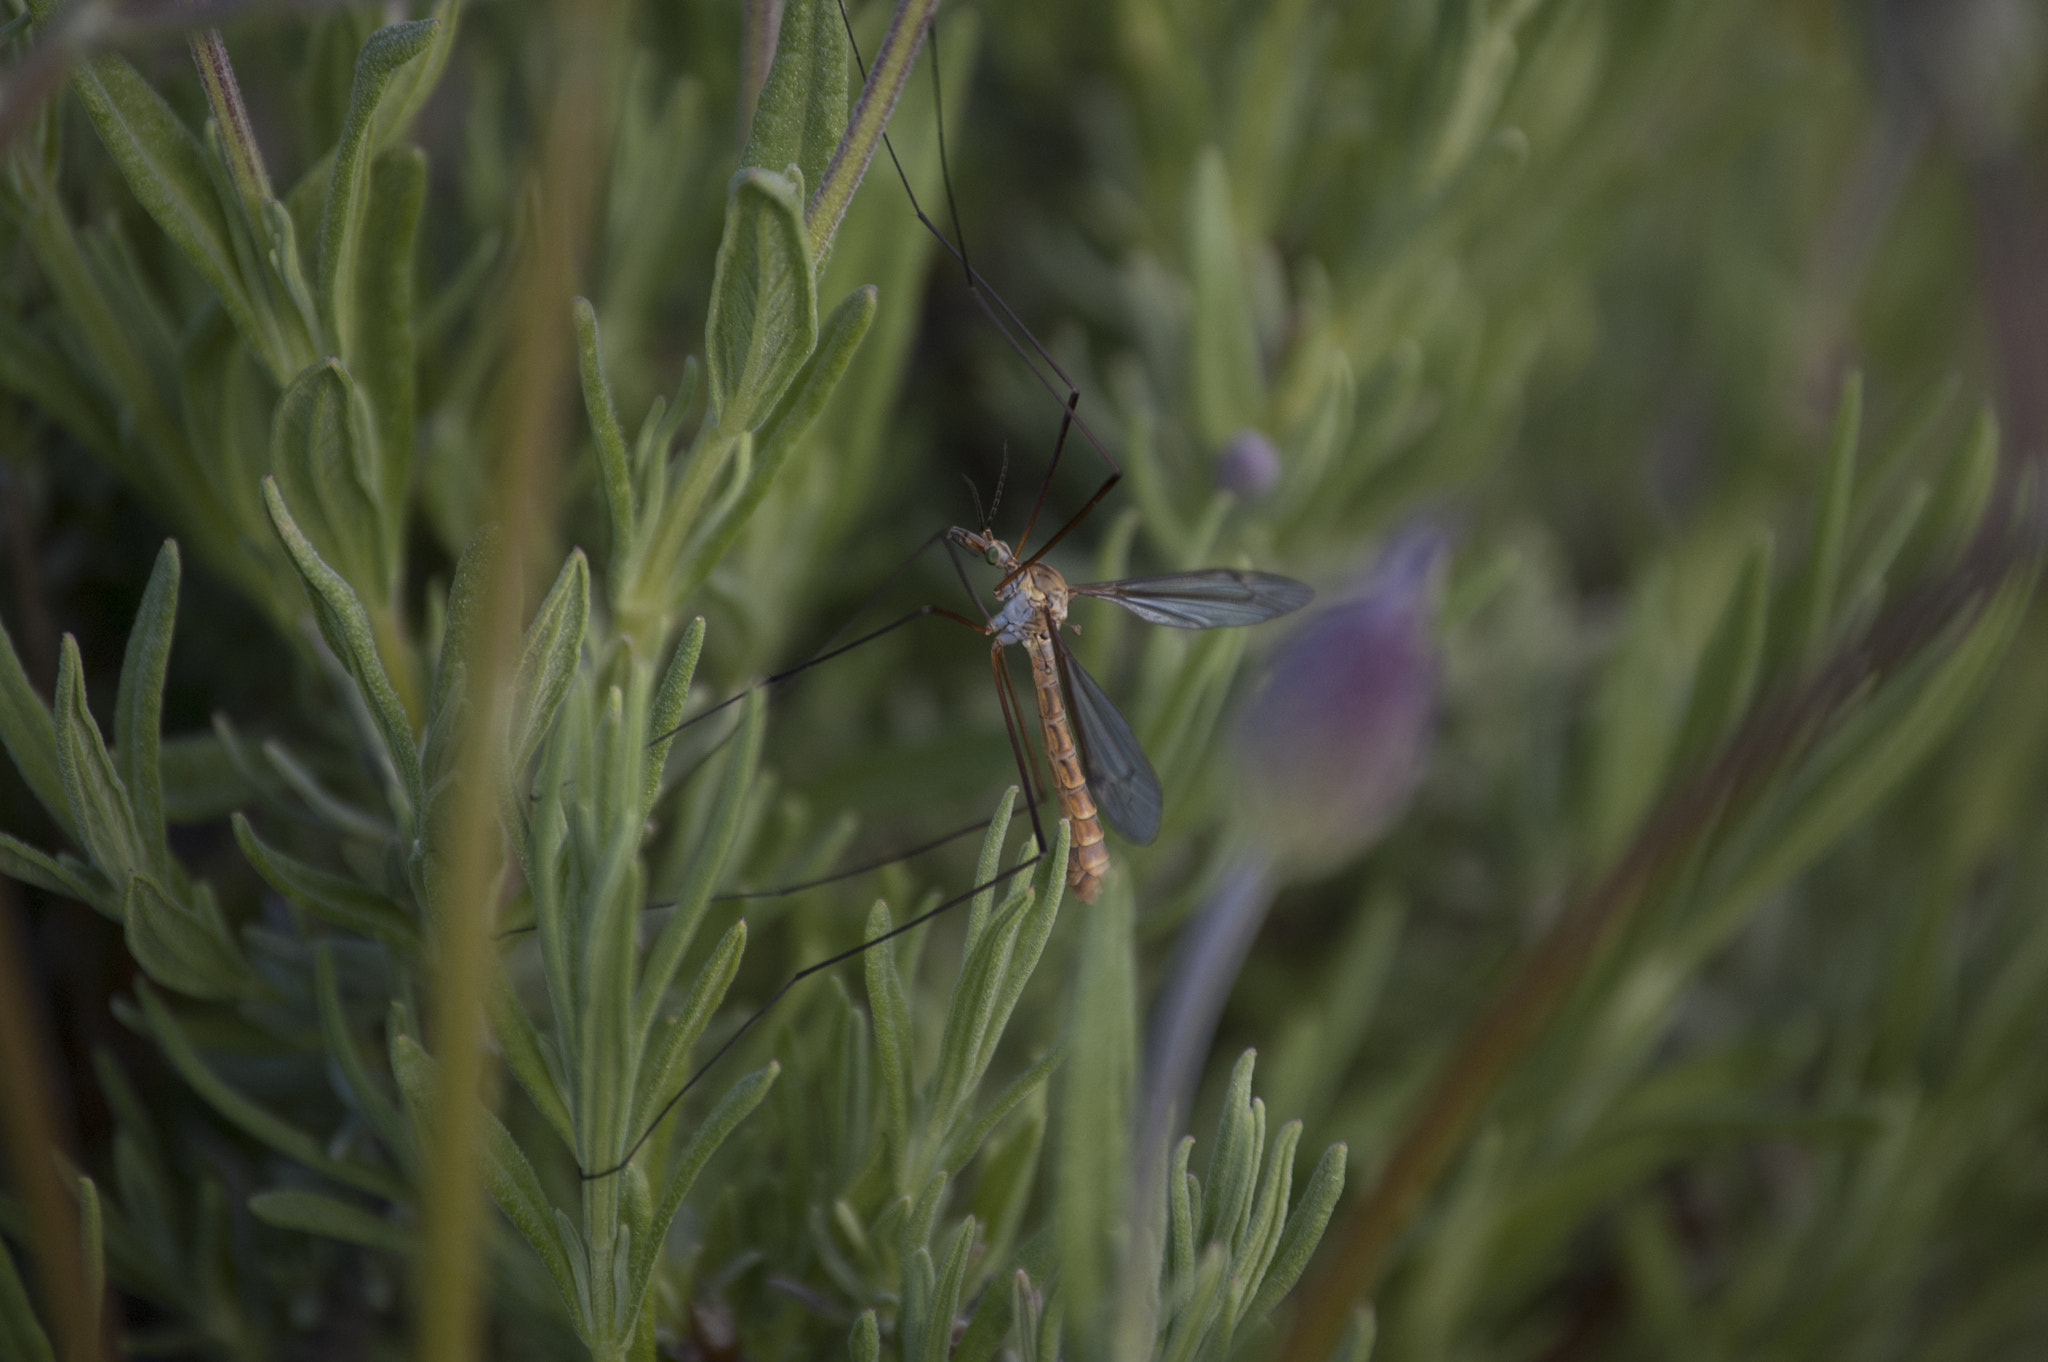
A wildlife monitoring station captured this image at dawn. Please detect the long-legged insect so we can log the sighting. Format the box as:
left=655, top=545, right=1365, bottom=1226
left=949, top=528, right=1309, bottom=901
left=588, top=1, right=1304, bottom=1175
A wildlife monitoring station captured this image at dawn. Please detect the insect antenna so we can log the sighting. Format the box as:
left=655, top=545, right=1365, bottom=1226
left=961, top=472, right=987, bottom=528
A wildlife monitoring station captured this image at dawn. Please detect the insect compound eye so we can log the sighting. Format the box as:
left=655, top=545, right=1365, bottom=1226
left=986, top=546, right=1003, bottom=566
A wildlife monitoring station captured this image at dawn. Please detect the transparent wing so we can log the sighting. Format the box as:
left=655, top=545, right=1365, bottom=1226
left=1071, top=569, right=1313, bottom=629
left=1054, top=634, right=1162, bottom=845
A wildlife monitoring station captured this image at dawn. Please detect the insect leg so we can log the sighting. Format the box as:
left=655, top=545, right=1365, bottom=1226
left=835, top=0, right=1122, bottom=578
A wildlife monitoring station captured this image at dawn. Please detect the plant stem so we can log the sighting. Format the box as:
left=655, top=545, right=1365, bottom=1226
left=805, top=0, right=940, bottom=262
left=411, top=3, right=605, bottom=1360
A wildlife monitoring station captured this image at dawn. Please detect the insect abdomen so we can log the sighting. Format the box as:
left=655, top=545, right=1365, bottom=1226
left=1024, top=635, right=1109, bottom=902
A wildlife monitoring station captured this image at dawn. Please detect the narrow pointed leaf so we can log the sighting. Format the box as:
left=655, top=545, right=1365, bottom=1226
left=705, top=168, right=817, bottom=430
left=115, top=543, right=180, bottom=864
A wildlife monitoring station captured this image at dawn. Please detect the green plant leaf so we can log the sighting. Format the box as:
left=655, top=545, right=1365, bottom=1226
left=642, top=617, right=705, bottom=818
left=314, top=944, right=413, bottom=1159
left=233, top=813, right=419, bottom=950
left=866, top=899, right=916, bottom=1175
left=115, top=542, right=179, bottom=866
left=263, top=477, right=423, bottom=816
left=574, top=297, right=636, bottom=564
left=368, top=0, right=462, bottom=146
left=249, top=1190, right=411, bottom=1256
left=0, top=835, right=111, bottom=914
left=388, top=1032, right=582, bottom=1315
left=509, top=551, right=590, bottom=774
left=135, top=981, right=406, bottom=1200
left=741, top=0, right=850, bottom=198
left=123, top=875, right=246, bottom=1001
left=705, top=168, right=818, bottom=431
left=634, top=920, right=747, bottom=1137
left=1058, top=875, right=1136, bottom=1336
left=58, top=52, right=266, bottom=364
left=0, top=613, right=71, bottom=841
left=319, top=20, right=438, bottom=362
left=272, top=360, right=394, bottom=602
left=630, top=1062, right=779, bottom=1307
left=849, top=1310, right=880, bottom=1362
left=53, top=637, right=148, bottom=886
left=351, top=146, right=425, bottom=552
left=676, top=284, right=876, bottom=598
left=636, top=689, right=764, bottom=1028
left=490, top=966, right=576, bottom=1152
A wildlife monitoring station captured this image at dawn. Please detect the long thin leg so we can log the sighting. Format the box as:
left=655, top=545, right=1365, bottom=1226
left=649, top=602, right=988, bottom=746
left=712, top=815, right=993, bottom=901
left=836, top=0, right=1123, bottom=576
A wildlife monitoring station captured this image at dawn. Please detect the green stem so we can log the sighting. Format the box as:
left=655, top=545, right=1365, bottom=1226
left=805, top=0, right=940, bottom=262
left=187, top=29, right=273, bottom=218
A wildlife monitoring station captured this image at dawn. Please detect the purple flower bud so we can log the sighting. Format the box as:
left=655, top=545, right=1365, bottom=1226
left=1214, top=428, right=1282, bottom=498
left=1231, top=524, right=1443, bottom=874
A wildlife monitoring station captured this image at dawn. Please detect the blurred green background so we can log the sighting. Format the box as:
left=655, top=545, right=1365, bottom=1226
left=3, top=0, right=2048, bottom=1357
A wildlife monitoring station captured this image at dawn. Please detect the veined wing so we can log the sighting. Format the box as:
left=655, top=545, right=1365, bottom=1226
left=1054, top=633, right=1162, bottom=845
left=1071, top=569, right=1312, bottom=629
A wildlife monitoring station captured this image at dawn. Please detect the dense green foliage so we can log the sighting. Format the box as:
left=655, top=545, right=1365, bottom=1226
left=2, top=0, right=2045, bottom=1359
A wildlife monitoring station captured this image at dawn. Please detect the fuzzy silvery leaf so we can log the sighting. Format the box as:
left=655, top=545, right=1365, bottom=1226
left=350, top=146, right=425, bottom=538
left=312, top=945, right=413, bottom=1159
left=0, top=835, right=110, bottom=914
left=574, top=298, right=637, bottom=561
left=509, top=550, right=590, bottom=775
left=233, top=813, right=418, bottom=950
left=262, top=477, right=423, bottom=817
left=123, top=875, right=246, bottom=1001
left=319, top=20, right=437, bottom=363
left=635, top=690, right=765, bottom=1029
left=630, top=1062, right=779, bottom=1308
left=705, top=167, right=818, bottom=431
left=44, top=38, right=267, bottom=366
left=741, top=0, right=850, bottom=199
left=0, top=613, right=72, bottom=840
left=389, top=1032, right=582, bottom=1313
left=136, top=981, right=406, bottom=1200
left=633, top=919, right=747, bottom=1138
left=642, top=617, right=704, bottom=817
left=53, top=637, right=149, bottom=886
left=849, top=1310, right=880, bottom=1362
left=367, top=0, right=461, bottom=147
left=272, top=360, right=395, bottom=602
left=248, top=1190, right=410, bottom=1256
left=1058, top=877, right=1136, bottom=1335
left=115, top=542, right=178, bottom=863
left=676, top=284, right=876, bottom=600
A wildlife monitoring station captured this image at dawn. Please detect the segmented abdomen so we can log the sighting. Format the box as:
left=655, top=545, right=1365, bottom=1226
left=1023, top=633, right=1108, bottom=903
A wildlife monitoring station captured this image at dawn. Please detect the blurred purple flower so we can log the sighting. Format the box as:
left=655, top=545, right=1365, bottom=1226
left=1137, top=526, right=1445, bottom=1209
left=1232, top=524, right=1443, bottom=875
left=1214, top=428, right=1282, bottom=498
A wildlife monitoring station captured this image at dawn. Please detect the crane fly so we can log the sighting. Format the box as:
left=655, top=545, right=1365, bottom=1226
left=583, top=1, right=1312, bottom=1177
left=952, top=527, right=1310, bottom=901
